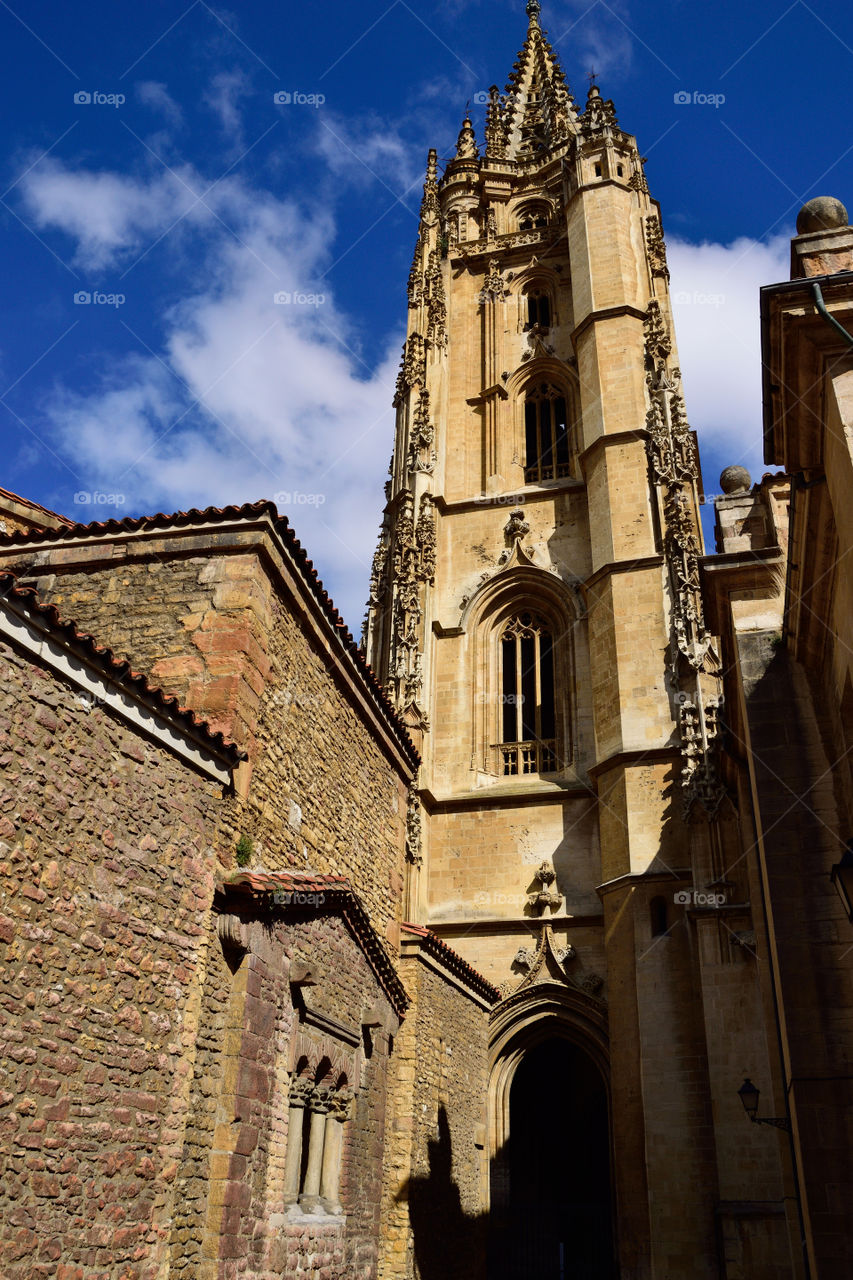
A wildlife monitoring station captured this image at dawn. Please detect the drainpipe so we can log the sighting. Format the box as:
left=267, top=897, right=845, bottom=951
left=811, top=281, right=853, bottom=347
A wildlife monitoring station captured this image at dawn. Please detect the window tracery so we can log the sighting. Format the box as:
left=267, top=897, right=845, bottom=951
left=496, top=610, right=557, bottom=775
left=523, top=382, right=570, bottom=483
left=517, top=202, right=550, bottom=231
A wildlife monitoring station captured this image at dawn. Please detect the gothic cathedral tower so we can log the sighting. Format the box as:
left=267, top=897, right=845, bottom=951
left=367, top=4, right=792, bottom=1275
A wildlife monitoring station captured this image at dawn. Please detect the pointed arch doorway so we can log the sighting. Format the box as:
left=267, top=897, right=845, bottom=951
left=488, top=989, right=617, bottom=1279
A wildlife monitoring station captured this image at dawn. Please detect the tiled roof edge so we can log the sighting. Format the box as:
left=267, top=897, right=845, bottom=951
left=0, top=571, right=247, bottom=766
left=0, top=499, right=419, bottom=769
left=401, top=923, right=501, bottom=1004
left=219, top=871, right=410, bottom=1018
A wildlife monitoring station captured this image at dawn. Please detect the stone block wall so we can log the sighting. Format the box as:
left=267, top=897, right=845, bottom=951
left=1, top=530, right=414, bottom=957
left=0, top=637, right=222, bottom=1280
left=379, top=934, right=491, bottom=1280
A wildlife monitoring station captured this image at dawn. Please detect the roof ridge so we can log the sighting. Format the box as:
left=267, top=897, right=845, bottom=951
left=0, top=498, right=419, bottom=767
left=0, top=570, right=246, bottom=764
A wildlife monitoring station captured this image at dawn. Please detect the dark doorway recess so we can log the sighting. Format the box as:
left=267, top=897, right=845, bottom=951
left=489, top=1037, right=616, bottom=1279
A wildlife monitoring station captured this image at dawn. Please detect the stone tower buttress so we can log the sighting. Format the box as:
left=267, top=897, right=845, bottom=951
left=365, top=3, right=723, bottom=923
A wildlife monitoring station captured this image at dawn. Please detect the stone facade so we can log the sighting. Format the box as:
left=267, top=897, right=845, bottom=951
left=0, top=628, right=224, bottom=1278
left=1, top=6, right=853, bottom=1279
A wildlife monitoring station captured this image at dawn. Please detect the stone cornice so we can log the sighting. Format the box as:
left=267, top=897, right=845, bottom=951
left=583, top=554, right=664, bottom=592
left=587, top=746, right=680, bottom=781
left=571, top=303, right=648, bottom=346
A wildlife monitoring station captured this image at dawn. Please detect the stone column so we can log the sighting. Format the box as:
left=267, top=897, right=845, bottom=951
left=320, top=1090, right=353, bottom=1214
left=299, top=1087, right=332, bottom=1211
left=283, top=1078, right=313, bottom=1206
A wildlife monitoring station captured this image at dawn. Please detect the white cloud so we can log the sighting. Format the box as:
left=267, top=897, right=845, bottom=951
left=20, top=160, right=401, bottom=629
left=668, top=232, right=791, bottom=482
left=19, top=160, right=204, bottom=270
left=315, top=114, right=425, bottom=203
left=204, top=70, right=251, bottom=150
left=136, top=81, right=184, bottom=128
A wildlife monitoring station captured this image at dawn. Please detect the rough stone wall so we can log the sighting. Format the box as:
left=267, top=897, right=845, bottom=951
left=6, top=544, right=411, bottom=955
left=380, top=952, right=489, bottom=1280
left=173, top=908, right=394, bottom=1280
left=242, top=589, right=408, bottom=956
left=7, top=552, right=271, bottom=754
left=0, top=637, right=222, bottom=1280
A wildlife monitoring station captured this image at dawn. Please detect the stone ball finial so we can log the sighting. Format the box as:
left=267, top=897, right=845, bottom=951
left=796, top=196, right=849, bottom=235
left=719, top=465, right=752, bottom=495
left=526, top=0, right=541, bottom=20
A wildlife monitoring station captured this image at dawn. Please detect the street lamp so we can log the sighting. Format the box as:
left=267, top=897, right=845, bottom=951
left=737, top=1078, right=790, bottom=1131
left=830, top=842, right=853, bottom=921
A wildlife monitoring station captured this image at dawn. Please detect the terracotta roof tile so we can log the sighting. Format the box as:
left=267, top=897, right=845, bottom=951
left=0, top=571, right=246, bottom=765
left=0, top=487, right=73, bottom=528
left=220, top=871, right=409, bottom=1017
left=0, top=499, right=419, bottom=767
left=401, top=923, right=501, bottom=1004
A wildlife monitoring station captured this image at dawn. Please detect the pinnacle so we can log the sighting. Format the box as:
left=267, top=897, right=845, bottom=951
left=492, top=2, right=578, bottom=161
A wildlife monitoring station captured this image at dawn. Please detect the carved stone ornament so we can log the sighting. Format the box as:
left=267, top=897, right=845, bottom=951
left=406, top=392, right=436, bottom=475
left=579, top=84, right=621, bottom=139
left=454, top=114, right=479, bottom=161
left=645, top=214, right=670, bottom=280
left=527, top=860, right=563, bottom=914
left=504, top=507, right=530, bottom=544
left=642, top=299, right=726, bottom=819
left=405, top=779, right=423, bottom=867
left=479, top=258, right=507, bottom=303
left=503, top=923, right=605, bottom=1003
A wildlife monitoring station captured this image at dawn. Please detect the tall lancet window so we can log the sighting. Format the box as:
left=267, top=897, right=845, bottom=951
left=524, top=382, right=570, bottom=483
left=498, top=612, right=556, bottom=775
left=524, top=288, right=551, bottom=330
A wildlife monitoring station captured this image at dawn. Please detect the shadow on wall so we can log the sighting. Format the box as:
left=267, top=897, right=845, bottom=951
left=402, top=1106, right=488, bottom=1280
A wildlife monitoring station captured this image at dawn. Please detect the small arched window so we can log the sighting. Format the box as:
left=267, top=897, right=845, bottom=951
left=524, top=288, right=551, bottom=330
left=497, top=611, right=556, bottom=776
left=524, top=382, right=571, bottom=483
left=650, top=896, right=670, bottom=938
left=518, top=203, right=550, bottom=232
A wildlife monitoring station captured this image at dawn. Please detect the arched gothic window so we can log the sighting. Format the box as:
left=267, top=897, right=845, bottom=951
left=524, top=382, right=570, bottom=483
left=524, top=288, right=551, bottom=330
left=518, top=203, right=550, bottom=232
left=497, top=611, right=557, bottom=775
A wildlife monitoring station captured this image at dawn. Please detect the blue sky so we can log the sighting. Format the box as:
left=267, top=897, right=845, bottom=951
left=1, top=0, right=852, bottom=627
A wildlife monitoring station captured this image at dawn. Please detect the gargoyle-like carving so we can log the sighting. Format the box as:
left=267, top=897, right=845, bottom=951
left=504, top=508, right=530, bottom=544
left=527, top=861, right=563, bottom=913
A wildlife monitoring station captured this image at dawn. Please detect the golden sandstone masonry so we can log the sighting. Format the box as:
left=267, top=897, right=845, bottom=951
left=1, top=3, right=853, bottom=1278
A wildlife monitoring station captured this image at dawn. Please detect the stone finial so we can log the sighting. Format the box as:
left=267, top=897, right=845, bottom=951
left=719, top=465, right=752, bottom=495
left=526, top=0, right=541, bottom=21
left=455, top=114, right=478, bottom=161
left=796, top=196, right=848, bottom=236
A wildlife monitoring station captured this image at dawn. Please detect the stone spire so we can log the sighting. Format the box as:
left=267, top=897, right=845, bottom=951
left=488, top=1, right=578, bottom=162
